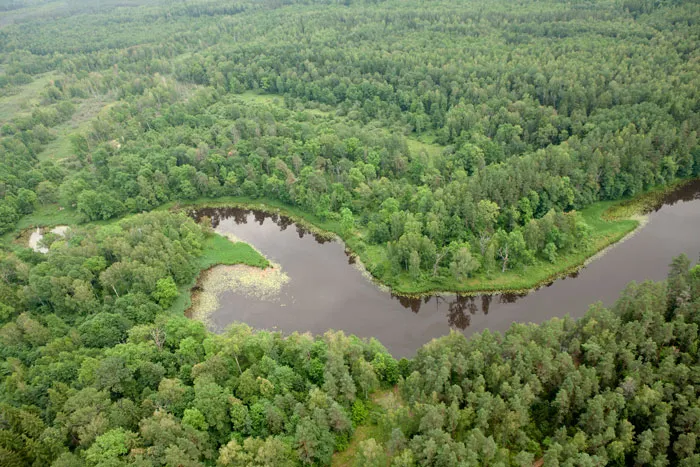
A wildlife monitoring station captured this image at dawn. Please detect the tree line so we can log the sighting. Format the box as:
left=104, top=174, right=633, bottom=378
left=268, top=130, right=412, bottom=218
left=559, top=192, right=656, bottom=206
left=0, top=0, right=698, bottom=286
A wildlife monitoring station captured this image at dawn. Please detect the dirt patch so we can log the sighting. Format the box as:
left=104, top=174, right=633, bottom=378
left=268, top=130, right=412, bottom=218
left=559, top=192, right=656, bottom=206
left=27, top=225, right=70, bottom=253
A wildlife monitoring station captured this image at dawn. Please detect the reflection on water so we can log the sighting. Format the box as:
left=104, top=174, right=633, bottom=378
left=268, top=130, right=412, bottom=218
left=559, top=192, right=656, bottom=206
left=191, top=179, right=700, bottom=357
left=391, top=291, right=528, bottom=329
left=195, top=206, right=531, bottom=324
left=648, top=180, right=700, bottom=211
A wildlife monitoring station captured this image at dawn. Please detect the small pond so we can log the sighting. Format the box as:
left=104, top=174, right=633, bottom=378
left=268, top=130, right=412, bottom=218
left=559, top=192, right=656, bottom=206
left=192, top=180, right=700, bottom=357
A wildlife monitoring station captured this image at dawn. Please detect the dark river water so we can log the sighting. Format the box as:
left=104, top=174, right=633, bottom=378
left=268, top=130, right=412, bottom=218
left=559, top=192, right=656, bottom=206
left=193, top=180, right=700, bottom=357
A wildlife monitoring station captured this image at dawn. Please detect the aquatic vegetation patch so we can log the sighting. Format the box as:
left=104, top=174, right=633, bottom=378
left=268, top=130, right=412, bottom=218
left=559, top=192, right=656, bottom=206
left=188, top=262, right=290, bottom=327
left=169, top=232, right=270, bottom=316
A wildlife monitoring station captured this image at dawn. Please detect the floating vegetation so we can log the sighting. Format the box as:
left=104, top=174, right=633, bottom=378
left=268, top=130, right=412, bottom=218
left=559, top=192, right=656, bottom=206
left=188, top=262, right=290, bottom=327
left=347, top=250, right=391, bottom=293
left=603, top=179, right=698, bottom=221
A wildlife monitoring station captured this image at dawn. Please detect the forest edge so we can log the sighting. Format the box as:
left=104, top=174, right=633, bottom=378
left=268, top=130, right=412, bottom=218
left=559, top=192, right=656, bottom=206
left=5, top=177, right=697, bottom=304
left=168, top=177, right=699, bottom=302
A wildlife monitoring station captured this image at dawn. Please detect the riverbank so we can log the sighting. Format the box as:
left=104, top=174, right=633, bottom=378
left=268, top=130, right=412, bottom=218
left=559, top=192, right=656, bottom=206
left=168, top=232, right=270, bottom=316
left=386, top=178, right=699, bottom=295
left=169, top=194, right=648, bottom=297
left=181, top=178, right=700, bottom=297
left=603, top=177, right=699, bottom=220
left=5, top=179, right=696, bottom=299
left=362, top=200, right=642, bottom=296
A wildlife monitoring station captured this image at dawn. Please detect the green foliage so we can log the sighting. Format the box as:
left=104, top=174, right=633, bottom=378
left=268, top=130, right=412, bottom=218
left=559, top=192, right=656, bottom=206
left=152, top=277, right=178, bottom=308
left=353, top=438, right=386, bottom=467
left=0, top=0, right=698, bottom=465
left=78, top=313, right=132, bottom=348
left=380, top=255, right=700, bottom=466
left=1, top=199, right=699, bottom=466
left=84, top=428, right=137, bottom=466
left=1, top=0, right=696, bottom=294
left=351, top=399, right=368, bottom=425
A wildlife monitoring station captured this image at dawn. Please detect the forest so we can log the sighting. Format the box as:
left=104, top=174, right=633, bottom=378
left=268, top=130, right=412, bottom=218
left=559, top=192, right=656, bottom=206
left=0, top=0, right=699, bottom=465
left=0, top=0, right=698, bottom=291
left=0, top=213, right=699, bottom=465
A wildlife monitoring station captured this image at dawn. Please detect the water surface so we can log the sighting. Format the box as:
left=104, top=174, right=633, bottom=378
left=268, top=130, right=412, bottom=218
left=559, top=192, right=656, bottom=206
left=193, top=181, right=700, bottom=357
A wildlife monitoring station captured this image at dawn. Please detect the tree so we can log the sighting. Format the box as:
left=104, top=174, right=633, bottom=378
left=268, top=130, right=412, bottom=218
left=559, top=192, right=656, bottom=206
left=474, top=200, right=500, bottom=235
left=340, top=207, right=354, bottom=235
left=139, top=410, right=211, bottom=465
left=495, top=229, right=530, bottom=272
left=0, top=203, right=19, bottom=234
left=78, top=313, right=132, bottom=348
left=409, top=250, right=421, bottom=279
left=218, top=437, right=294, bottom=467
left=15, top=188, right=37, bottom=215
left=153, top=277, right=178, bottom=308
left=295, top=416, right=335, bottom=466
left=84, top=428, right=137, bottom=466
left=351, top=399, right=369, bottom=424
left=449, top=244, right=479, bottom=281
left=352, top=359, right=378, bottom=399
left=354, top=438, right=386, bottom=467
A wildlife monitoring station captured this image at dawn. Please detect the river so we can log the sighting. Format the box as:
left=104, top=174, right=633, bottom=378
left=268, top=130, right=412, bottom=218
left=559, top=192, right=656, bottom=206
left=192, top=180, right=700, bottom=357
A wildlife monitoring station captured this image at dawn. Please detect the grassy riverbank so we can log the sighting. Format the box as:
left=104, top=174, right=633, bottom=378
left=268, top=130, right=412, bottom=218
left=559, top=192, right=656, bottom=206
left=4, top=179, right=696, bottom=297
left=168, top=194, right=646, bottom=296
left=169, top=233, right=270, bottom=315
left=197, top=233, right=269, bottom=270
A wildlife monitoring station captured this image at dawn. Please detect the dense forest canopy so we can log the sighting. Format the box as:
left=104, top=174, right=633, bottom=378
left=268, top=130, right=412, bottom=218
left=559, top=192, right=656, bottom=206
left=0, top=213, right=699, bottom=465
left=0, top=0, right=698, bottom=287
left=0, top=0, right=699, bottom=465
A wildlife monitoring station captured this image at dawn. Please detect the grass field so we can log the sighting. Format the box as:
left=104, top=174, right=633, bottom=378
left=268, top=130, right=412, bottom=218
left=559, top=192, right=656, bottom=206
left=0, top=72, right=58, bottom=123
left=197, top=233, right=270, bottom=270
left=37, top=95, right=116, bottom=161
left=0, top=204, right=83, bottom=247
left=234, top=91, right=285, bottom=107
left=406, top=136, right=444, bottom=159
left=234, top=90, right=336, bottom=117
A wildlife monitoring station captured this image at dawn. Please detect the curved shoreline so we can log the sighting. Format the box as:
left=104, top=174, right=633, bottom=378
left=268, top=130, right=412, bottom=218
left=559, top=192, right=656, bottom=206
left=175, top=200, right=642, bottom=299
left=10, top=179, right=694, bottom=300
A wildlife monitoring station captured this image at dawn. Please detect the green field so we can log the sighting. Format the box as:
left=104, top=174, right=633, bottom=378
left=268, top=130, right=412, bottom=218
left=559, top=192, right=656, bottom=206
left=0, top=72, right=58, bottom=123
left=197, top=232, right=270, bottom=270
left=405, top=134, right=444, bottom=159
left=36, top=96, right=116, bottom=161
